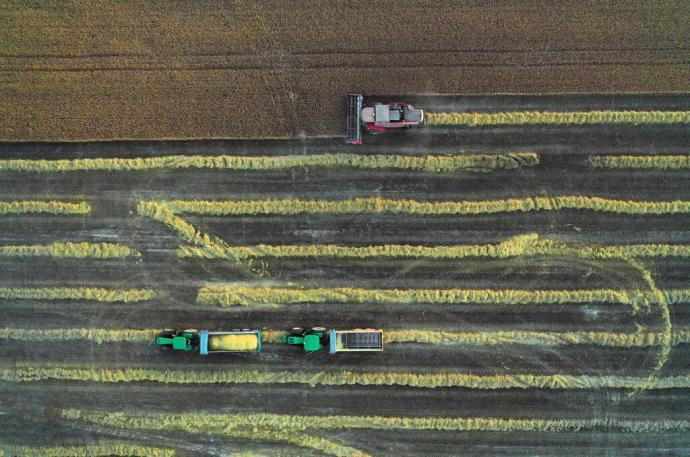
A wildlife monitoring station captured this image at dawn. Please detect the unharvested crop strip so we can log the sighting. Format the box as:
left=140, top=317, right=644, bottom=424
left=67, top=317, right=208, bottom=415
left=164, top=196, right=690, bottom=216
left=0, top=242, right=140, bottom=259
left=0, top=444, right=174, bottom=457
left=425, top=111, right=690, bottom=126
left=196, top=285, right=676, bottom=312
left=0, top=200, right=90, bottom=215
left=588, top=155, right=690, bottom=170
left=0, top=152, right=538, bottom=173
left=0, top=287, right=156, bottom=302
left=5, top=366, right=690, bottom=390
left=62, top=409, right=690, bottom=434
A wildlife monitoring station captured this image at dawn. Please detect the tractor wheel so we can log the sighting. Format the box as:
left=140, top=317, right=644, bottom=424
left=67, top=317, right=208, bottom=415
left=311, top=326, right=327, bottom=332
left=290, top=327, right=305, bottom=335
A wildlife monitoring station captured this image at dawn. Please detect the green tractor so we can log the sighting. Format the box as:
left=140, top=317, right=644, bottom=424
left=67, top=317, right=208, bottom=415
left=155, top=329, right=197, bottom=351
left=281, top=326, right=327, bottom=352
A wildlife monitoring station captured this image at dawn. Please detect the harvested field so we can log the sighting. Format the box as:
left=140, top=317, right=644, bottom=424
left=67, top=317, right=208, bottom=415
left=195, top=284, right=685, bottom=309
left=3, top=109, right=690, bottom=454
left=5, top=365, right=690, bottom=390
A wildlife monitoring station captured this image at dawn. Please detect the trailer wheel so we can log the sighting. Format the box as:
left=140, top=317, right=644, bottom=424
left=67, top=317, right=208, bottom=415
left=290, top=327, right=304, bottom=335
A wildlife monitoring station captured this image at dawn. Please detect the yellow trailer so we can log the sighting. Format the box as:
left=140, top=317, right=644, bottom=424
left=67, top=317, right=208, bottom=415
left=200, top=330, right=262, bottom=354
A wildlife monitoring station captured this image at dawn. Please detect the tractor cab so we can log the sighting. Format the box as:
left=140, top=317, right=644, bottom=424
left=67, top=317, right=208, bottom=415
left=346, top=94, right=424, bottom=143
left=281, top=327, right=327, bottom=352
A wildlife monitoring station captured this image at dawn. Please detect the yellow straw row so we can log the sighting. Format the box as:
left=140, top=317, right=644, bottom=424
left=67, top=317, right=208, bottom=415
left=0, top=287, right=156, bottom=303
left=63, top=409, right=690, bottom=434
left=0, top=444, right=174, bottom=457
left=426, top=111, right=690, bottom=126
left=0, top=200, right=90, bottom=215
left=3, top=365, right=690, bottom=390
left=0, top=152, right=538, bottom=173
left=589, top=154, right=690, bottom=170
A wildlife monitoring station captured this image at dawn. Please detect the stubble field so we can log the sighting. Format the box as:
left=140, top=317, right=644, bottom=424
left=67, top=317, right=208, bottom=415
left=1, top=94, right=690, bottom=456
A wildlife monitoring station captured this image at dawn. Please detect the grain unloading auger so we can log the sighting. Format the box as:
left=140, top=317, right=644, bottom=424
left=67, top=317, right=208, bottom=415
left=345, top=93, right=424, bottom=144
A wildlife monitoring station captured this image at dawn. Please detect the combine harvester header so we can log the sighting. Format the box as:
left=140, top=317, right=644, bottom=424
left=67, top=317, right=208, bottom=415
left=346, top=93, right=424, bottom=144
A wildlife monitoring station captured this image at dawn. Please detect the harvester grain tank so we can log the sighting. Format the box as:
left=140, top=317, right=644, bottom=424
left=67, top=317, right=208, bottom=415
left=346, top=93, right=424, bottom=144
left=156, top=328, right=262, bottom=355
left=282, top=327, right=384, bottom=354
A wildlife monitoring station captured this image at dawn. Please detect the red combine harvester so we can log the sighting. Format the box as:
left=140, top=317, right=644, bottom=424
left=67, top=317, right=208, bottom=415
left=346, top=94, right=424, bottom=144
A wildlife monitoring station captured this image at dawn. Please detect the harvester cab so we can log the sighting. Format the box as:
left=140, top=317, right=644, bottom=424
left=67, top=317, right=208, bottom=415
left=346, top=93, right=424, bottom=144
left=156, top=328, right=263, bottom=355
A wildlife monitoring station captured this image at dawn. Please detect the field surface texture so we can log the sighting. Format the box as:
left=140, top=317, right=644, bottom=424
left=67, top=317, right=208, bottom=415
left=1, top=1, right=690, bottom=140
left=2, top=2, right=690, bottom=457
